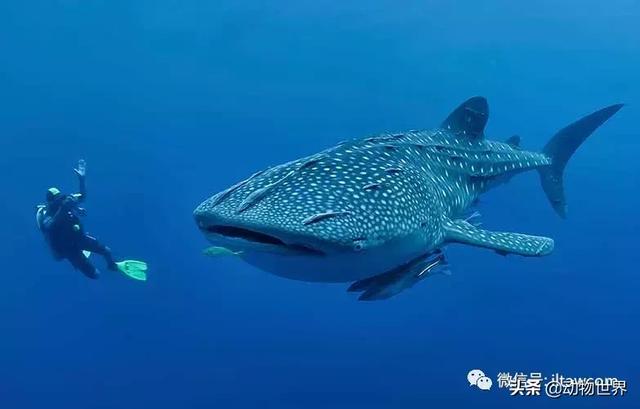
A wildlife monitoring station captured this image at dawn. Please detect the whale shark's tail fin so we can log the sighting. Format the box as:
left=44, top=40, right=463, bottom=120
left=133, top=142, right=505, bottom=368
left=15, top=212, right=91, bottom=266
left=539, top=104, right=623, bottom=218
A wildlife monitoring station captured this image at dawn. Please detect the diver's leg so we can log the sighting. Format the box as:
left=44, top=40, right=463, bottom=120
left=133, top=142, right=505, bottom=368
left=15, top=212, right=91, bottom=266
left=68, top=252, right=100, bottom=279
left=80, top=235, right=117, bottom=271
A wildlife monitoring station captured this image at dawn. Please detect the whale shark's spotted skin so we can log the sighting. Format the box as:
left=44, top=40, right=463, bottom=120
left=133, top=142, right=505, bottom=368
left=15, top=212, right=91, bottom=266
left=201, top=130, right=549, bottom=250
left=194, top=97, right=622, bottom=300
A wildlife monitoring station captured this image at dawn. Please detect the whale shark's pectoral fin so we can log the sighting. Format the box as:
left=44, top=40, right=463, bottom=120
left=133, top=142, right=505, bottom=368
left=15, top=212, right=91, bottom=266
left=443, top=219, right=554, bottom=257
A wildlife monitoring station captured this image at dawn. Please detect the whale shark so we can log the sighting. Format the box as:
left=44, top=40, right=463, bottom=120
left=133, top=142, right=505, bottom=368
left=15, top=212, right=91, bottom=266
left=194, top=97, right=622, bottom=300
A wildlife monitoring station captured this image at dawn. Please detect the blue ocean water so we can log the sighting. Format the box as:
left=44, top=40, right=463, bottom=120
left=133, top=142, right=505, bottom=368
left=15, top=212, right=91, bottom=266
left=1, top=1, right=638, bottom=408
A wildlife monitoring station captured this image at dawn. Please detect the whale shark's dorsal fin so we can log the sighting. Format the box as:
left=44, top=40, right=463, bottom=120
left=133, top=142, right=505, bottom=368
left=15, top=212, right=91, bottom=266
left=505, top=135, right=521, bottom=149
left=441, top=96, right=489, bottom=139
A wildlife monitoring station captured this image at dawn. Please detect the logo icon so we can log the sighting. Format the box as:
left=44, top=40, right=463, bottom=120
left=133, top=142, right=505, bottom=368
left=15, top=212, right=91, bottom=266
left=468, top=369, right=493, bottom=391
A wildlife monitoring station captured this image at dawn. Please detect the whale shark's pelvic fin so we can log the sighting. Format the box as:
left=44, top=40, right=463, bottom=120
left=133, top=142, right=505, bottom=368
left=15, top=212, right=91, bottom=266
left=539, top=104, right=623, bottom=218
left=443, top=219, right=554, bottom=257
left=441, top=96, right=489, bottom=139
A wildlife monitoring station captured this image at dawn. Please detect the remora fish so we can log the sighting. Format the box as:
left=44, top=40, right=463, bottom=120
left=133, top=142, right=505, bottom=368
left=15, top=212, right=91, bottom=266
left=194, top=97, right=622, bottom=300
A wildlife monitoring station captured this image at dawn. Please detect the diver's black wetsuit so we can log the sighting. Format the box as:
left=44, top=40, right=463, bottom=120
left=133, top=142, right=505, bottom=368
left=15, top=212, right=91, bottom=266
left=41, top=177, right=117, bottom=279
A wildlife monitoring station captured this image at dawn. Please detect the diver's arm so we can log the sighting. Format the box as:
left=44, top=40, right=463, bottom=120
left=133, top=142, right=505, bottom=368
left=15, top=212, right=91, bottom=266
left=73, top=159, right=87, bottom=202
left=41, top=198, right=74, bottom=230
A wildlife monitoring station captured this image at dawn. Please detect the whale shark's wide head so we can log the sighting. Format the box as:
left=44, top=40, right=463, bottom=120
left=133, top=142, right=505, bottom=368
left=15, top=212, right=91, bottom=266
left=193, top=139, right=442, bottom=282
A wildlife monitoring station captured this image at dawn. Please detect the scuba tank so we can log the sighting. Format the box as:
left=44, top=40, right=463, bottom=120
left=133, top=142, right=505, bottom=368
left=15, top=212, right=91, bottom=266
left=36, top=205, right=47, bottom=230
left=36, top=204, right=64, bottom=260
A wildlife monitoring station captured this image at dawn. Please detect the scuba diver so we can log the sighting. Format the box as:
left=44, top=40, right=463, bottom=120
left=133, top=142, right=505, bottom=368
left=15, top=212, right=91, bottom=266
left=36, top=160, right=147, bottom=281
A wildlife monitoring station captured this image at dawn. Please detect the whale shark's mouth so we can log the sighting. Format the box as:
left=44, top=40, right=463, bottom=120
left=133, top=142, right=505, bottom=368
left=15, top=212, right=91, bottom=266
left=201, top=224, right=325, bottom=256
left=206, top=225, right=284, bottom=246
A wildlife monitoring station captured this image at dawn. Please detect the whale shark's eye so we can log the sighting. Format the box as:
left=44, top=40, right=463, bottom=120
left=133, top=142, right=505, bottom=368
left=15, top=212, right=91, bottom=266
left=353, top=239, right=367, bottom=252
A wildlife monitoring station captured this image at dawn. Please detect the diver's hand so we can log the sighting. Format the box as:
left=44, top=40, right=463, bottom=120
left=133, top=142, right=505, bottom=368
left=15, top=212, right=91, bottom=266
left=61, top=196, right=77, bottom=210
left=74, top=159, right=86, bottom=178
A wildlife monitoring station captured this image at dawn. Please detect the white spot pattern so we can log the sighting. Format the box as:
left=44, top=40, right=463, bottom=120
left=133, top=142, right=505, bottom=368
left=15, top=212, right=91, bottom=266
left=196, top=129, right=552, bottom=250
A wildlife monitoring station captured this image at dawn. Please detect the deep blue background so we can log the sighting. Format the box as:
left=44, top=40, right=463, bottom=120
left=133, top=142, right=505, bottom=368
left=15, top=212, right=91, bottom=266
left=1, top=1, right=638, bottom=408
